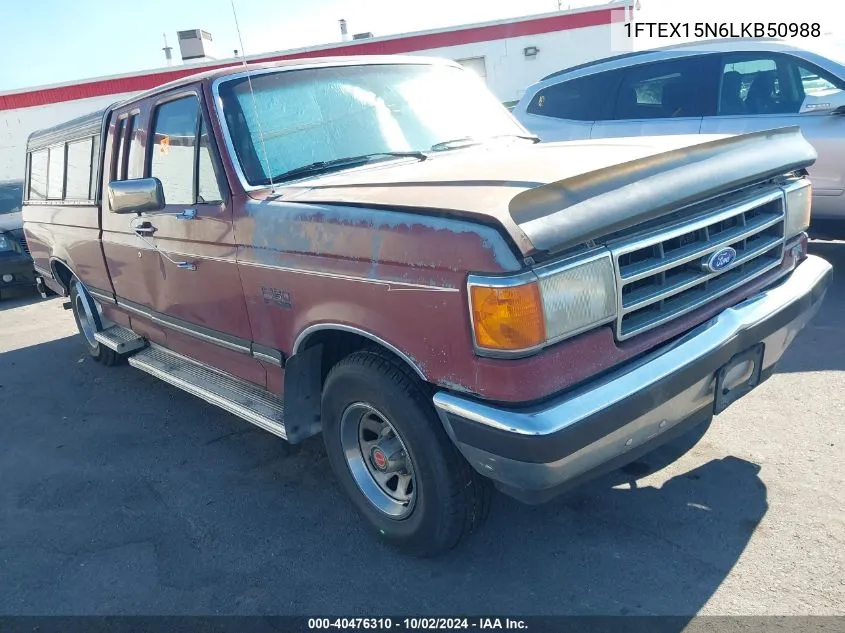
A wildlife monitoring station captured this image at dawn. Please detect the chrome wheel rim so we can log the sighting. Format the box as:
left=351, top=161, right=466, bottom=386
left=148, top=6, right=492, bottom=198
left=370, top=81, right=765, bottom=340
left=74, top=290, right=98, bottom=348
left=340, top=402, right=417, bottom=519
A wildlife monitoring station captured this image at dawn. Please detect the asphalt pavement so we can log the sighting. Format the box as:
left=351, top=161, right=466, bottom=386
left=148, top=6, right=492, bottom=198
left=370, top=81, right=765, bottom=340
left=1, top=242, right=843, bottom=616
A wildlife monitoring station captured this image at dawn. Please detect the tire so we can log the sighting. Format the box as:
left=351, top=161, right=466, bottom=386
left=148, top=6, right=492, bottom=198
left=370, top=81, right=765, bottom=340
left=321, top=349, right=491, bottom=557
left=69, top=278, right=121, bottom=366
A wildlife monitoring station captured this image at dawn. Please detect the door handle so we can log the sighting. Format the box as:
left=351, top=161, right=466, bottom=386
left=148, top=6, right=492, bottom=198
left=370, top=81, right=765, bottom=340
left=130, top=219, right=195, bottom=270
left=134, top=222, right=157, bottom=236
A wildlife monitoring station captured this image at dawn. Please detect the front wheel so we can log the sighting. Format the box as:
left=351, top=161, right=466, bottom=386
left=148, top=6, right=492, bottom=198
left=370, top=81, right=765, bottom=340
left=69, top=278, right=121, bottom=366
left=321, top=350, right=491, bottom=557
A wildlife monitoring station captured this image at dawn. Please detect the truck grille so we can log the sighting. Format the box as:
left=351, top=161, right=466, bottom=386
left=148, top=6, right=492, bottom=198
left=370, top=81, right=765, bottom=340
left=611, top=189, right=786, bottom=340
left=18, top=237, right=30, bottom=255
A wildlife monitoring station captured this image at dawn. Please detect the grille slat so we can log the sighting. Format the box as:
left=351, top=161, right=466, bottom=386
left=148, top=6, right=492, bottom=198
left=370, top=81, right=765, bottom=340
left=612, top=189, right=786, bottom=341
left=18, top=237, right=30, bottom=255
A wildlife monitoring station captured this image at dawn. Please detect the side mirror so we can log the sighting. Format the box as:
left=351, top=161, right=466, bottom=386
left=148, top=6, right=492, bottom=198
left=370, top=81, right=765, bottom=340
left=108, top=178, right=165, bottom=214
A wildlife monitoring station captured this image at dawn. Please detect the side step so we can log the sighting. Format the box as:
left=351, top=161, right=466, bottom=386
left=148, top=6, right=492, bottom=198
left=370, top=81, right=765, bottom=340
left=127, top=344, right=287, bottom=440
left=94, top=325, right=147, bottom=354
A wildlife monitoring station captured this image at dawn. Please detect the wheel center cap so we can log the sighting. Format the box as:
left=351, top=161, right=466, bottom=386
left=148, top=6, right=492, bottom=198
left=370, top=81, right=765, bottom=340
left=370, top=447, right=388, bottom=472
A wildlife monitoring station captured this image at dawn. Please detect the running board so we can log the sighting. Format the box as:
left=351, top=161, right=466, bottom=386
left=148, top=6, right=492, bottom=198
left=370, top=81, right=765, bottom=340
left=127, top=344, right=287, bottom=440
left=94, top=325, right=147, bottom=354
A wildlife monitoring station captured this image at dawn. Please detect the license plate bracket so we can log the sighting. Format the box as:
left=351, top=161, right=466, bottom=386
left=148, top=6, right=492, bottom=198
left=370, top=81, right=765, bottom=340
left=714, top=343, right=765, bottom=414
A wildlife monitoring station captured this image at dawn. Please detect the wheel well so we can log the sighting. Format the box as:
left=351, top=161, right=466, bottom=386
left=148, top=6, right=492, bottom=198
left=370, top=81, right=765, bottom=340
left=282, top=329, right=429, bottom=444
left=50, top=260, right=74, bottom=295
left=300, top=329, right=426, bottom=386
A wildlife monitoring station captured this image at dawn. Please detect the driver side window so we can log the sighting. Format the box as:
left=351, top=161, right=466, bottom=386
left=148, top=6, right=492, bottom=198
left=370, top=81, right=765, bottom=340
left=719, top=57, right=787, bottom=115
left=149, top=94, right=224, bottom=205
left=149, top=97, right=198, bottom=205
left=717, top=54, right=845, bottom=116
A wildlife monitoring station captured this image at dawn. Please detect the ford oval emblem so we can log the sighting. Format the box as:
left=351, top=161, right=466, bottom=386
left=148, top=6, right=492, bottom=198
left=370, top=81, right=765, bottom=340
left=703, top=247, right=737, bottom=273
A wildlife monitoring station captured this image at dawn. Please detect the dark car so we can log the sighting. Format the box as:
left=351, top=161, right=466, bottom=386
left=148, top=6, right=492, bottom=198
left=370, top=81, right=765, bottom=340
left=0, top=181, right=37, bottom=299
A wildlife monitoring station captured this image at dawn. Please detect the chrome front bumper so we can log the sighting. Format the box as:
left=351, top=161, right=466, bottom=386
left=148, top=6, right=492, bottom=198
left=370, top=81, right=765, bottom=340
left=433, top=255, right=833, bottom=503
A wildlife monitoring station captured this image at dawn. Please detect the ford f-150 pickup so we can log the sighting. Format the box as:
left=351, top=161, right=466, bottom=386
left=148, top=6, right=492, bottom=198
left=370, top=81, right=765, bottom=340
left=22, top=56, right=832, bottom=556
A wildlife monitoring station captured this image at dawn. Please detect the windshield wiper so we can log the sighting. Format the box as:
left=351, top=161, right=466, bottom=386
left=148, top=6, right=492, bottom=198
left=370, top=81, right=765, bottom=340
left=492, top=133, right=541, bottom=143
left=430, top=134, right=540, bottom=152
left=268, top=151, right=427, bottom=184
left=429, top=137, right=481, bottom=151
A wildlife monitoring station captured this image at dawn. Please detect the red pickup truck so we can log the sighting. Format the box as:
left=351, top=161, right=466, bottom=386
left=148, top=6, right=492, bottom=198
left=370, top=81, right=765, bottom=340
left=22, top=56, right=832, bottom=556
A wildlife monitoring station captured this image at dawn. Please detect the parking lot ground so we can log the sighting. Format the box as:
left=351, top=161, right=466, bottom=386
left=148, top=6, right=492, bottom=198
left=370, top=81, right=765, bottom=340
left=0, top=243, right=843, bottom=616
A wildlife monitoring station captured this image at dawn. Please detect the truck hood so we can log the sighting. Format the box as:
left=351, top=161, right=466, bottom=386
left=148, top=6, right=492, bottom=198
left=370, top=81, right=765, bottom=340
left=274, top=127, right=817, bottom=256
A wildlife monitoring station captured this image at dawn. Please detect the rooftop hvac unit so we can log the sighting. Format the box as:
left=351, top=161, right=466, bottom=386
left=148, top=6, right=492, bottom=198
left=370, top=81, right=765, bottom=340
left=177, top=29, right=216, bottom=61
left=353, top=32, right=374, bottom=40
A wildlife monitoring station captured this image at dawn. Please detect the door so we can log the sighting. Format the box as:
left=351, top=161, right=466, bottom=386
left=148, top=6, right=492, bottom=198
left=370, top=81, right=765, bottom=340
left=591, top=55, right=719, bottom=139
left=102, top=89, right=266, bottom=387
left=517, top=71, right=622, bottom=142
left=145, top=90, right=267, bottom=386
left=700, top=52, right=845, bottom=220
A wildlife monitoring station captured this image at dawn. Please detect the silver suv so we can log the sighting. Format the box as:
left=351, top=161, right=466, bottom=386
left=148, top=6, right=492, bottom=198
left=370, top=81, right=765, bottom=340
left=513, top=39, right=845, bottom=221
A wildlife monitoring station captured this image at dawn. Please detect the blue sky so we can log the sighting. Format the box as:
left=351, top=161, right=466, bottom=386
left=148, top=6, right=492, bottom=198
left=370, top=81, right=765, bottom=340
left=0, top=0, right=588, bottom=91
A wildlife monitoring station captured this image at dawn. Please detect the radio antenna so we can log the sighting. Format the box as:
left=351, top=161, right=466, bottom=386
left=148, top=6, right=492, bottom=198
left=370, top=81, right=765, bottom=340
left=229, top=0, right=276, bottom=192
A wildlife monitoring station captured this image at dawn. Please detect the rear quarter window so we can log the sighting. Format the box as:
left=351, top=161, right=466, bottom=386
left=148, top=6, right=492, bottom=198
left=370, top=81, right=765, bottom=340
left=526, top=71, right=621, bottom=121
left=28, top=150, right=48, bottom=200
left=47, top=146, right=65, bottom=199
left=65, top=138, right=94, bottom=200
left=26, top=135, right=99, bottom=203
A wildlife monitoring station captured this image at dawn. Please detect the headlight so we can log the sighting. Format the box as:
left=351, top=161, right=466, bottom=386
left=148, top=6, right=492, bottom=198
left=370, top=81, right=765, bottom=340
left=468, top=251, right=618, bottom=357
left=783, top=177, right=812, bottom=238
left=0, top=233, right=14, bottom=252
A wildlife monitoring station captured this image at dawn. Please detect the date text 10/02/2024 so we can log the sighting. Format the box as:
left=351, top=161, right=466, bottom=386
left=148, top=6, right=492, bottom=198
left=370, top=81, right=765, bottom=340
left=624, top=22, right=822, bottom=38
left=307, top=618, right=528, bottom=630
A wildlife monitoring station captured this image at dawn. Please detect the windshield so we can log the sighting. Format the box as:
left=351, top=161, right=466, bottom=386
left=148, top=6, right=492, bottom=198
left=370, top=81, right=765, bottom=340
left=0, top=181, right=23, bottom=215
left=819, top=40, right=845, bottom=66
left=799, top=37, right=845, bottom=67
left=217, top=63, right=526, bottom=186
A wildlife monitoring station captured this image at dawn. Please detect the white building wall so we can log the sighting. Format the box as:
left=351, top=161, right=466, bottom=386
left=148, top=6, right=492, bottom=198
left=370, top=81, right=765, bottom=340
left=428, top=22, right=627, bottom=103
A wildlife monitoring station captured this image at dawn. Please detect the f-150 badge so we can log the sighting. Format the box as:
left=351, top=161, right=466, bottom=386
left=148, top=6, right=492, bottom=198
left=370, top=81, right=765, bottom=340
left=261, top=286, right=292, bottom=309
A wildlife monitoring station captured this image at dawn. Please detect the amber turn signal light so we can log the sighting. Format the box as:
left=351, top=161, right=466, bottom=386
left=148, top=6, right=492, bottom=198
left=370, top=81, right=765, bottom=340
left=470, top=282, right=546, bottom=352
